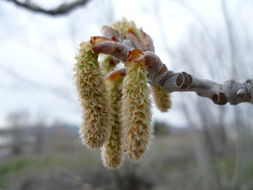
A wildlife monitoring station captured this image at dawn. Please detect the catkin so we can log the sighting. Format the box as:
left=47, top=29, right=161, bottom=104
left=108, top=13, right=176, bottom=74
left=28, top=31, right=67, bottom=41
left=112, top=18, right=141, bottom=39
left=74, top=42, right=110, bottom=149
left=99, top=54, right=119, bottom=73
left=152, top=84, right=172, bottom=112
left=122, top=63, right=151, bottom=161
left=102, top=73, right=124, bottom=169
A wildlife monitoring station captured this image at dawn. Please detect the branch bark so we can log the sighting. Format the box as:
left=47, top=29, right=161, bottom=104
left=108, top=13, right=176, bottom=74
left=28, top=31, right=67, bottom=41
left=3, top=0, right=90, bottom=15
left=138, top=52, right=252, bottom=105
left=152, top=69, right=253, bottom=105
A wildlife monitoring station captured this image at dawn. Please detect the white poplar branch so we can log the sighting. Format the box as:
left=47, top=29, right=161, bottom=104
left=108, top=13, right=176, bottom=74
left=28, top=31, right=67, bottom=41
left=146, top=62, right=253, bottom=105
left=90, top=25, right=253, bottom=105
left=91, top=40, right=253, bottom=106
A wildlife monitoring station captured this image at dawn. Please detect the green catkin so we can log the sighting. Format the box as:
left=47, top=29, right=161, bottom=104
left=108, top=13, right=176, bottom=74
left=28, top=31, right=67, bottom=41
left=113, top=20, right=152, bottom=161
left=112, top=18, right=141, bottom=39
left=113, top=20, right=172, bottom=113
left=74, top=42, right=110, bottom=149
left=102, top=74, right=123, bottom=169
left=122, top=63, right=151, bottom=161
left=152, top=84, right=172, bottom=112
left=99, top=54, right=118, bottom=73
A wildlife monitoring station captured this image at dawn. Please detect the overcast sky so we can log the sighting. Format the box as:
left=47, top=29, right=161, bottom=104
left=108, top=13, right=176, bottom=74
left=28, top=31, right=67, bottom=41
left=0, top=0, right=252, bottom=128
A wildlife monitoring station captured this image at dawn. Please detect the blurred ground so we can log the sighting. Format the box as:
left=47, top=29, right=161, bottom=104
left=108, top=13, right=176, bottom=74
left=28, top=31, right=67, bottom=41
left=0, top=123, right=253, bottom=190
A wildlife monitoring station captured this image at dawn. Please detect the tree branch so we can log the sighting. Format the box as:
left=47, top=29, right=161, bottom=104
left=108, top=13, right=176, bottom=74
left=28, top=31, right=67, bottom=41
left=90, top=31, right=253, bottom=105
left=151, top=70, right=253, bottom=105
left=3, top=0, right=90, bottom=15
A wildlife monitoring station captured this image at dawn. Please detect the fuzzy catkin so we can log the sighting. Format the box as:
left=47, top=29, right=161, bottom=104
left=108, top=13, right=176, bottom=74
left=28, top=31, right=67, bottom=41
left=152, top=84, right=172, bottom=112
left=102, top=76, right=123, bottom=169
left=122, top=63, right=151, bottom=161
left=99, top=54, right=118, bottom=73
left=74, top=42, right=110, bottom=149
left=112, top=18, right=141, bottom=39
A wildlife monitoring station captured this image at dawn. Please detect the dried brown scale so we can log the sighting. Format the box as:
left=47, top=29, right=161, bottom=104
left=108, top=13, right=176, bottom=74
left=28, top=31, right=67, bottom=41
left=106, top=68, right=126, bottom=81
left=126, top=49, right=144, bottom=65
left=90, top=36, right=116, bottom=44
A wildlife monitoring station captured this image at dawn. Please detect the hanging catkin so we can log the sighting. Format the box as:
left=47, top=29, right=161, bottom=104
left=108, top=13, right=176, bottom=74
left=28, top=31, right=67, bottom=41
left=152, top=84, right=172, bottom=112
left=101, top=71, right=124, bottom=168
left=74, top=42, right=110, bottom=149
left=121, top=57, right=151, bottom=161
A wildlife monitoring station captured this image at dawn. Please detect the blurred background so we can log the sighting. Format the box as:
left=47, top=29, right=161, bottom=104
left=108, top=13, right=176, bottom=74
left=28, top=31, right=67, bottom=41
left=0, top=0, right=253, bottom=189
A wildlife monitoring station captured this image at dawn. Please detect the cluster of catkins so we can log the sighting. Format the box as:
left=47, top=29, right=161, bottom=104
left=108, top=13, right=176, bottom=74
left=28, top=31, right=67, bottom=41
left=74, top=19, right=172, bottom=169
